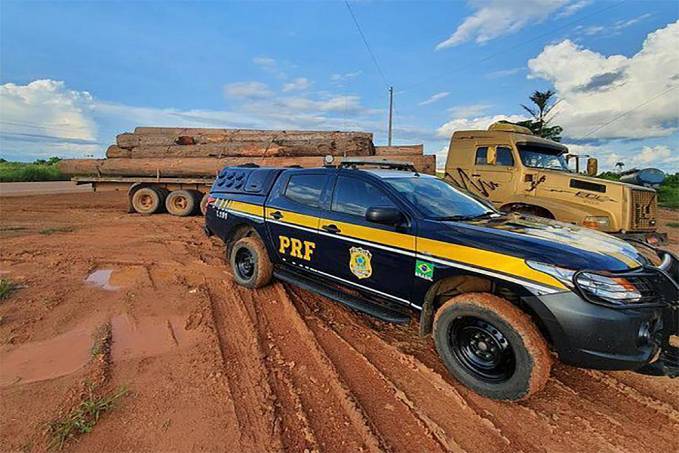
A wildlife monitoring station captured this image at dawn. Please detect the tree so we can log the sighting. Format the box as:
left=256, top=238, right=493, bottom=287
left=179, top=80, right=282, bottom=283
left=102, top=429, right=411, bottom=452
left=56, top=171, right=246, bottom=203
left=516, top=90, right=563, bottom=142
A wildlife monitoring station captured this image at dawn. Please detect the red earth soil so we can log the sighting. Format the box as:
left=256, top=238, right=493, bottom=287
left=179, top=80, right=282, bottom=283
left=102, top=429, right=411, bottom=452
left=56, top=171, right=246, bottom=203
left=0, top=191, right=677, bottom=452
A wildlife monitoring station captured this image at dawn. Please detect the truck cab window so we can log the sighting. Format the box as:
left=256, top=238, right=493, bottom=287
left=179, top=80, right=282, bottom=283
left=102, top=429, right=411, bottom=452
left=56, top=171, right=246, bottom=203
left=284, top=174, right=326, bottom=208
left=475, top=147, right=488, bottom=165
left=332, top=176, right=395, bottom=217
left=495, top=146, right=515, bottom=166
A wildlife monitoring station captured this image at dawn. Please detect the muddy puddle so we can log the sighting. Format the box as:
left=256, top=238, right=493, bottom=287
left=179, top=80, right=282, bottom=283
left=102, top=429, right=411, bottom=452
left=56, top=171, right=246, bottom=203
left=0, top=327, right=92, bottom=387
left=0, top=314, right=201, bottom=387
left=84, top=265, right=150, bottom=291
left=111, top=314, right=201, bottom=362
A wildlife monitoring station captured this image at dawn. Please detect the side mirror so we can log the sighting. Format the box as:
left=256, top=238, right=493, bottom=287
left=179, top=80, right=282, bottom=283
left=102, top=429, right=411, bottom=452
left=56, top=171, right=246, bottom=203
left=365, top=207, right=403, bottom=225
left=587, top=158, right=598, bottom=176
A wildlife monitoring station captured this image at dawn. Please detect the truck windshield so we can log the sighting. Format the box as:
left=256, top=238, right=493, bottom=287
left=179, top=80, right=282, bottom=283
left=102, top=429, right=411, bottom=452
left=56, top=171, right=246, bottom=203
left=517, top=144, right=569, bottom=171
left=385, top=176, right=495, bottom=220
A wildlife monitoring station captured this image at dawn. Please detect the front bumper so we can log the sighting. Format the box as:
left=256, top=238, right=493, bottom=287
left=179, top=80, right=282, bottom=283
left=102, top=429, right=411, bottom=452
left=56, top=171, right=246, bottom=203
left=523, top=249, right=679, bottom=376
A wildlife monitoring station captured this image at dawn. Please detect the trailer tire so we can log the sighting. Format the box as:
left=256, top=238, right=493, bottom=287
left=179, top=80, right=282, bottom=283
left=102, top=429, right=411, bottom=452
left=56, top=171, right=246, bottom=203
left=433, top=292, right=552, bottom=401
left=166, top=190, right=196, bottom=216
left=229, top=236, right=273, bottom=289
left=131, top=187, right=163, bottom=215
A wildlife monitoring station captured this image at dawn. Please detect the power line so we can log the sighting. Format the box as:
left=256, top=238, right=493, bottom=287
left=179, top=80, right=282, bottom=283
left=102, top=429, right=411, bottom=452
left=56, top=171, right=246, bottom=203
left=401, top=0, right=626, bottom=91
left=344, top=0, right=389, bottom=87
left=581, top=85, right=677, bottom=138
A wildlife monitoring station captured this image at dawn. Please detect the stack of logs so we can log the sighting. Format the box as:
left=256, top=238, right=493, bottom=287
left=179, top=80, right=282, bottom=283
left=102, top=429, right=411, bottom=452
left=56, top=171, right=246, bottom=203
left=59, top=127, right=435, bottom=177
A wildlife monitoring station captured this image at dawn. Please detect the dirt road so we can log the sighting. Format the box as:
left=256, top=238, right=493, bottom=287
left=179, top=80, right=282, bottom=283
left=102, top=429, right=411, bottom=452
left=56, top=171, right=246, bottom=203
left=0, top=181, right=93, bottom=197
left=1, top=192, right=678, bottom=452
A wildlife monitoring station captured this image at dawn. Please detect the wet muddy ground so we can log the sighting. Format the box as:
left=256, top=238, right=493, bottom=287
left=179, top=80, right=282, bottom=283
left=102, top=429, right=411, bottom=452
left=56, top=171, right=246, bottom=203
left=0, top=191, right=678, bottom=452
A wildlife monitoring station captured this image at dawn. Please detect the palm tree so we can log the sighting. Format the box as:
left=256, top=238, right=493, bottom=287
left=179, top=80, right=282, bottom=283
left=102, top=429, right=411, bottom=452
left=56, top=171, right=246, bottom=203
left=516, top=90, right=563, bottom=142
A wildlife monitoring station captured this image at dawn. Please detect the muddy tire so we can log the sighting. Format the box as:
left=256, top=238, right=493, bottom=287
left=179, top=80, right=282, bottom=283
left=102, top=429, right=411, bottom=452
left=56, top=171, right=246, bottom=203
left=165, top=190, right=196, bottom=216
left=131, top=187, right=163, bottom=215
left=199, top=192, right=210, bottom=216
left=229, top=236, right=273, bottom=289
left=433, top=292, right=552, bottom=401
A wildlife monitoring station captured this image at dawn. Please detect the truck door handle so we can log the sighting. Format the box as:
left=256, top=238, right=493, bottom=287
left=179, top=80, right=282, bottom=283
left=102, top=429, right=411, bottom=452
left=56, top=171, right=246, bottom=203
left=322, top=224, right=341, bottom=234
left=270, top=211, right=283, bottom=220
left=471, top=173, right=481, bottom=177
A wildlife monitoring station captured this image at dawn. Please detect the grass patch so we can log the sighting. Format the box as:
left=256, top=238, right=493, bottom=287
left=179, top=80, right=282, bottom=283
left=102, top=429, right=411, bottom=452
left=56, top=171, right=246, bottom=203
left=0, top=226, right=27, bottom=232
left=48, top=385, right=128, bottom=450
left=0, top=279, right=16, bottom=300
left=667, top=222, right=679, bottom=228
left=90, top=324, right=112, bottom=357
left=0, top=158, right=68, bottom=183
left=39, top=226, right=75, bottom=235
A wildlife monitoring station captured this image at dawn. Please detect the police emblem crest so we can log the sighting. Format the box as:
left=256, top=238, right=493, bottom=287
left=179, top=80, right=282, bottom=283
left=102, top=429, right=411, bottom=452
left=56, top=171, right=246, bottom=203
left=349, top=247, right=372, bottom=279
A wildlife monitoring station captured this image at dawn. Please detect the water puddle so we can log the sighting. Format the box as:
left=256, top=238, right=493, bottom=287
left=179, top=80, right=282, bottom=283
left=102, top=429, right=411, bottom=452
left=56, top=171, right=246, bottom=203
left=111, top=314, right=201, bottom=362
left=85, top=269, right=119, bottom=291
left=0, top=327, right=92, bottom=387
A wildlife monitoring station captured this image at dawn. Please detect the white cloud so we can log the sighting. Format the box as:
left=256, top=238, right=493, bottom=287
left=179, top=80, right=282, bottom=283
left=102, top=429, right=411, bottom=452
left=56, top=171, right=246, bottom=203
left=485, top=67, right=524, bottom=79
left=566, top=143, right=679, bottom=173
left=282, top=77, right=312, bottom=93
left=252, top=57, right=276, bottom=68
left=331, top=71, right=362, bottom=83
left=573, top=12, right=652, bottom=37
left=436, top=0, right=568, bottom=49
left=447, top=103, right=493, bottom=118
left=0, top=80, right=99, bottom=159
left=224, top=81, right=272, bottom=99
left=557, top=0, right=590, bottom=18
left=436, top=114, right=525, bottom=138
left=419, top=92, right=450, bottom=106
left=528, top=20, right=679, bottom=139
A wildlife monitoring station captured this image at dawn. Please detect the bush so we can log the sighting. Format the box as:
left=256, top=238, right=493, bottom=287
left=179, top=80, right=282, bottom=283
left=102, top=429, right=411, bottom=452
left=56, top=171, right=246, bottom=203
left=0, top=159, right=68, bottom=182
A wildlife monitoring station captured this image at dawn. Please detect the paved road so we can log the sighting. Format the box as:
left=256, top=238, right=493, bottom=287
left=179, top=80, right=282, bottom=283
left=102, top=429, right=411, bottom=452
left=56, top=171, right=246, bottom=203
left=0, top=181, right=93, bottom=197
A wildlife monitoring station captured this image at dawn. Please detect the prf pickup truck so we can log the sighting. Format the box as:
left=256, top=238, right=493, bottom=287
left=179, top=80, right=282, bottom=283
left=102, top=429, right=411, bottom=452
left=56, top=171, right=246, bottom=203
left=205, top=160, right=679, bottom=401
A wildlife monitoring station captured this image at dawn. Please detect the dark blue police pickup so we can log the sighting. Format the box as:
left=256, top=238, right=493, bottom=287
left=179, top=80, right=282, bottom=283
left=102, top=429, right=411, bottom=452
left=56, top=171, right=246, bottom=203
left=205, top=160, right=679, bottom=401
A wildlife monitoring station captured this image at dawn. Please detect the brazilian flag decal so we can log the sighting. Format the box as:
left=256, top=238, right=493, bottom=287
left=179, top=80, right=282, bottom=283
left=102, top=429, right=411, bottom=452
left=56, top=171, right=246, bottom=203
left=415, top=260, right=434, bottom=281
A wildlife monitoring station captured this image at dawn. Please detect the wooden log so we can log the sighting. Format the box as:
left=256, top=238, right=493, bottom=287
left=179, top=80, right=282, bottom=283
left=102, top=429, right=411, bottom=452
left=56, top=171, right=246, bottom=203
left=133, top=126, right=371, bottom=137
left=60, top=154, right=435, bottom=178
left=374, top=145, right=423, bottom=156
left=108, top=137, right=374, bottom=159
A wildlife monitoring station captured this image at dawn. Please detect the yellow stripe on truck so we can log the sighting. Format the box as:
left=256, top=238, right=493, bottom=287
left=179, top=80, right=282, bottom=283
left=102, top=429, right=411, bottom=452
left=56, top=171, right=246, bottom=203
left=417, top=237, right=566, bottom=290
left=233, top=200, right=564, bottom=290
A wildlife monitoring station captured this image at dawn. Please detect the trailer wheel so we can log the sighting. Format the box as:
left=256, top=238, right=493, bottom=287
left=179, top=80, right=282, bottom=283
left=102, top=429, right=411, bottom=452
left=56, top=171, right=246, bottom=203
left=199, top=192, right=210, bottom=216
left=433, top=292, right=552, bottom=401
left=166, top=190, right=196, bottom=216
left=131, top=187, right=163, bottom=215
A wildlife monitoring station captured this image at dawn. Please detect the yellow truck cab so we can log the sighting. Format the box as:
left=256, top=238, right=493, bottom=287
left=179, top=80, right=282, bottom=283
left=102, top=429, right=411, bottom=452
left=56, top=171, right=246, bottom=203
left=444, top=122, right=663, bottom=243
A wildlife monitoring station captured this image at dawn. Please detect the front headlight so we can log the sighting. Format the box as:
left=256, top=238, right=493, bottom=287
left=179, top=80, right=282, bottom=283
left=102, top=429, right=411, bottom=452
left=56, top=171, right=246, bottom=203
left=526, top=260, right=642, bottom=305
left=574, top=272, right=641, bottom=304
left=582, top=216, right=610, bottom=230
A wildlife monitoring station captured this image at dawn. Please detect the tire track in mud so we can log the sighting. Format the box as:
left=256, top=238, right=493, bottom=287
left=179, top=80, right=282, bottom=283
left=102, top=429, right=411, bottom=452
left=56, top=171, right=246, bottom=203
left=288, top=288, right=525, bottom=453
left=294, top=288, right=676, bottom=453
left=238, top=283, right=386, bottom=452
left=203, top=281, right=284, bottom=452
left=283, top=285, right=448, bottom=453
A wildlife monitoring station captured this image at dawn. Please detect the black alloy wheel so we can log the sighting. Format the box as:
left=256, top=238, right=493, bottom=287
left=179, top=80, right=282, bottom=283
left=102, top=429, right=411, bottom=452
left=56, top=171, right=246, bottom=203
left=449, top=316, right=516, bottom=383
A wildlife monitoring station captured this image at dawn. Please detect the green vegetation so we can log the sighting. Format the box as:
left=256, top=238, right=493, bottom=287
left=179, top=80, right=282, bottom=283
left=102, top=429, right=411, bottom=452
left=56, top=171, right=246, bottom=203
left=667, top=222, right=679, bottom=228
left=515, top=90, right=563, bottom=142
left=39, top=226, right=75, bottom=235
left=48, top=385, right=128, bottom=450
left=0, top=157, right=67, bottom=182
left=0, top=279, right=16, bottom=300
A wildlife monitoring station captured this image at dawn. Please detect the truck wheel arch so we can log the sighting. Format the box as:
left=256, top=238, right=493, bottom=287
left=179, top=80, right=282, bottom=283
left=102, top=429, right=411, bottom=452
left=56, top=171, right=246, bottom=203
left=500, top=203, right=555, bottom=219
left=225, top=224, right=265, bottom=261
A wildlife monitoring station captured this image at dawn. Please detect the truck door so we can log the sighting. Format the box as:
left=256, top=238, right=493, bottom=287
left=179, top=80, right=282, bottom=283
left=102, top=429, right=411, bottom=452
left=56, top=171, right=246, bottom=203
left=467, top=145, right=516, bottom=206
left=314, top=174, right=415, bottom=306
left=264, top=171, right=328, bottom=267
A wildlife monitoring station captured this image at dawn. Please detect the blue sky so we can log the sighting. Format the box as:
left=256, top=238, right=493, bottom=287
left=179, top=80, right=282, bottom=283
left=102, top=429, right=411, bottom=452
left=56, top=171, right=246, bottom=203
left=1, top=0, right=678, bottom=172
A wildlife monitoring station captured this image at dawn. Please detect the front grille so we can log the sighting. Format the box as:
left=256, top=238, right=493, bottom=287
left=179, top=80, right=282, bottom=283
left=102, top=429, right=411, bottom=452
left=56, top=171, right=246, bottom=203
left=631, top=189, right=657, bottom=230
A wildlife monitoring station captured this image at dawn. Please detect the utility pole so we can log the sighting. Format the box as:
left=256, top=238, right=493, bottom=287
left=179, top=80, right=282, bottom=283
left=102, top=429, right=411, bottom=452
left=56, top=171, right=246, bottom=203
left=387, top=86, right=393, bottom=146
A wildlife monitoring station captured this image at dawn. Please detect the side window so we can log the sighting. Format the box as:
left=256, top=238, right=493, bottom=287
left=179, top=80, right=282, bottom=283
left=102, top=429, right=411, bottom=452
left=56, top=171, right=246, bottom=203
left=284, top=174, right=326, bottom=208
left=475, top=147, right=488, bottom=165
left=496, top=146, right=515, bottom=166
left=332, top=176, right=395, bottom=217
